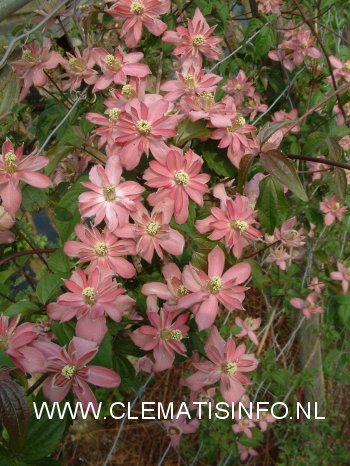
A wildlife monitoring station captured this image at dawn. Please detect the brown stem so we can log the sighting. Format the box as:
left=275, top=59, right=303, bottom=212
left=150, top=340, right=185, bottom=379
left=292, top=0, right=349, bottom=127
left=0, top=291, right=15, bottom=303
left=286, top=153, right=350, bottom=170
left=15, top=228, right=53, bottom=271
left=26, top=373, right=49, bottom=396
left=243, top=240, right=280, bottom=259
left=43, top=70, right=73, bottom=105
left=0, top=248, right=57, bottom=268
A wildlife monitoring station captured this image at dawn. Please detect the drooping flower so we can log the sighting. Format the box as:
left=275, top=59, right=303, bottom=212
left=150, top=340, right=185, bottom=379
left=196, top=195, right=261, bottom=258
left=319, top=195, right=347, bottom=225
left=64, top=224, right=136, bottom=278
left=61, top=48, right=97, bottom=91
left=0, top=139, right=52, bottom=215
left=178, top=247, right=251, bottom=330
left=235, top=317, right=261, bottom=346
left=330, top=262, right=350, bottom=293
left=265, top=245, right=291, bottom=271
left=115, top=201, right=185, bottom=263
left=106, top=0, right=170, bottom=48
left=163, top=413, right=200, bottom=446
left=130, top=309, right=189, bottom=371
left=92, top=47, right=151, bottom=91
left=144, top=148, right=210, bottom=224
left=290, top=292, right=324, bottom=318
left=31, top=337, right=120, bottom=409
left=47, top=268, right=134, bottom=344
left=115, top=96, right=183, bottom=170
left=79, top=156, right=144, bottom=231
left=162, top=8, right=221, bottom=67
left=184, top=326, right=258, bottom=403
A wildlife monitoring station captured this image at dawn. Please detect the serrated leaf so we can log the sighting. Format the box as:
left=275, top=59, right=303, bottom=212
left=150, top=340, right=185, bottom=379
left=256, top=176, right=288, bottom=233
left=260, top=150, right=308, bottom=202
left=173, top=119, right=211, bottom=147
left=0, top=376, right=29, bottom=452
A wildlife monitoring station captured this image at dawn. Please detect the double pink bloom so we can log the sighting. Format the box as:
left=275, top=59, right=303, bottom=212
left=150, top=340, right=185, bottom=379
left=319, top=195, right=347, bottom=225
left=178, top=247, right=251, bottom=330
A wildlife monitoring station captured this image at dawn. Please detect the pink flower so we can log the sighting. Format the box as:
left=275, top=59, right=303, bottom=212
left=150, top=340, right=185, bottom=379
left=106, top=0, right=170, bottom=48
left=232, top=413, right=255, bottom=438
left=115, top=200, right=185, bottom=263
left=339, top=135, right=350, bottom=151
left=144, top=148, right=210, bottom=224
left=319, top=195, right=347, bottom=225
left=266, top=246, right=291, bottom=271
left=257, top=0, right=283, bottom=14
left=330, top=262, right=350, bottom=293
left=306, top=160, right=329, bottom=181
left=211, top=115, right=256, bottom=168
left=115, top=96, right=183, bottom=170
left=61, top=48, right=97, bottom=91
left=141, top=262, right=188, bottom=311
left=235, top=317, right=261, bottom=346
left=86, top=107, right=124, bottom=150
left=79, top=156, right=144, bottom=230
left=222, top=70, right=255, bottom=106
left=64, top=224, right=136, bottom=278
left=272, top=109, right=300, bottom=133
left=290, top=292, right=324, bottom=318
left=274, top=217, right=305, bottom=248
left=0, top=139, right=52, bottom=215
left=196, top=195, right=261, bottom=258
left=0, top=206, right=15, bottom=244
left=252, top=410, right=276, bottom=431
left=160, top=64, right=221, bottom=101
left=178, top=247, right=251, bottom=330
left=237, top=442, right=258, bottom=462
left=184, top=326, right=258, bottom=403
left=130, top=309, right=189, bottom=371
left=133, top=355, right=154, bottom=373
left=162, top=8, right=221, bottom=67
left=163, top=413, right=199, bottom=446
left=329, top=56, right=350, bottom=83
left=307, top=277, right=324, bottom=294
left=32, top=337, right=120, bottom=409
left=11, top=39, right=64, bottom=99
left=333, top=101, right=350, bottom=126
left=92, top=47, right=151, bottom=91
left=0, top=315, right=38, bottom=372
left=47, top=268, right=134, bottom=344
left=243, top=173, right=265, bottom=203
left=244, top=93, right=268, bottom=122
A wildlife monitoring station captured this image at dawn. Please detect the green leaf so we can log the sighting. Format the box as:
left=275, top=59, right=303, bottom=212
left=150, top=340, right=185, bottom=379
left=0, top=349, right=15, bottom=368
left=245, top=259, right=269, bottom=289
left=237, top=155, right=255, bottom=194
left=0, top=66, right=19, bottom=116
left=4, top=302, right=39, bottom=318
left=326, top=136, right=342, bottom=161
left=334, top=167, right=347, bottom=202
left=36, top=273, right=63, bottom=305
left=51, top=321, right=75, bottom=346
left=256, top=176, right=288, bottom=233
left=260, top=150, right=308, bottom=202
left=46, top=249, right=71, bottom=274
left=90, top=332, right=113, bottom=368
left=173, top=119, right=211, bottom=147
left=253, top=27, right=276, bottom=58
left=213, top=0, right=229, bottom=23
left=203, top=149, right=236, bottom=177
left=44, top=145, right=73, bottom=177
left=22, top=186, right=48, bottom=212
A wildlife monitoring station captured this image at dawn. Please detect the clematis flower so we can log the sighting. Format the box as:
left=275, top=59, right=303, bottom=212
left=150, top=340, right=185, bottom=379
left=180, top=92, right=232, bottom=127
left=47, top=268, right=134, bottom=344
left=79, top=156, right=144, bottom=231
left=130, top=308, right=189, bottom=371
left=0, top=139, right=52, bottom=215
left=115, top=96, right=183, bottom=170
left=274, top=217, right=305, bottom=248
left=115, top=200, right=185, bottom=263
left=330, top=262, right=350, bottom=293
left=265, top=246, right=291, bottom=271
left=86, top=107, right=124, bottom=150
left=307, top=277, right=324, bottom=294
left=0, top=315, right=38, bottom=372
left=160, top=64, right=221, bottom=101
left=141, top=262, right=188, bottom=312
left=196, top=195, right=261, bottom=258
left=235, top=317, right=261, bottom=346
left=64, top=224, right=136, bottom=278
left=252, top=410, right=276, bottom=431
left=329, top=56, right=350, bottom=83
left=222, top=70, right=255, bottom=106
left=232, top=414, right=255, bottom=438
left=92, top=47, right=151, bottom=91
left=334, top=101, right=350, bottom=126
left=0, top=206, right=15, bottom=244
left=290, top=292, right=324, bottom=318
left=144, top=148, right=210, bottom=224
left=319, top=195, right=347, bottom=226
left=243, top=93, right=268, bottom=122
left=238, top=443, right=258, bottom=462
left=184, top=326, right=258, bottom=403
left=272, top=108, right=299, bottom=133
left=163, top=413, right=199, bottom=446
left=106, top=0, right=170, bottom=48
left=178, top=247, right=251, bottom=330
left=162, top=8, right=221, bottom=67
left=306, top=160, right=329, bottom=181
left=11, top=38, right=64, bottom=99
left=257, top=0, right=283, bottom=14
left=61, top=48, right=97, bottom=91
left=31, top=337, right=120, bottom=409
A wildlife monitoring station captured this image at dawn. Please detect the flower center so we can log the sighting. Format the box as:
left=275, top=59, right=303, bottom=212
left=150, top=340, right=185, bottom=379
left=344, top=63, right=350, bottom=71
left=105, top=107, right=121, bottom=122
left=333, top=202, right=340, bottom=210
left=201, top=91, right=214, bottom=102
left=22, top=50, right=37, bottom=63
left=221, top=361, right=237, bottom=374
left=192, top=35, right=205, bottom=47
left=231, top=219, right=249, bottom=234
left=82, top=287, right=96, bottom=305
left=207, top=276, right=222, bottom=294
left=130, top=0, right=145, bottom=14
left=176, top=285, right=189, bottom=297
left=61, top=364, right=76, bottom=379
left=228, top=116, right=246, bottom=132
left=4, top=151, right=17, bottom=174
left=183, top=73, right=195, bottom=88
left=300, top=40, right=308, bottom=49
left=103, top=184, right=117, bottom=202
left=95, top=242, right=108, bottom=257
left=160, top=329, right=183, bottom=341
left=136, top=119, right=151, bottom=135
left=174, top=170, right=189, bottom=185
left=235, top=84, right=242, bottom=91
left=241, top=418, right=250, bottom=426
left=0, top=336, right=9, bottom=351
left=168, top=426, right=181, bottom=436
left=146, top=221, right=160, bottom=236
left=122, top=84, right=134, bottom=98
left=68, top=57, right=85, bottom=73
left=105, top=54, right=121, bottom=72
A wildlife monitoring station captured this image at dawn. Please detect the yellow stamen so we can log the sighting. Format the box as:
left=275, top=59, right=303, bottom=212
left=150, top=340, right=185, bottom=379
left=174, top=170, right=189, bottom=186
